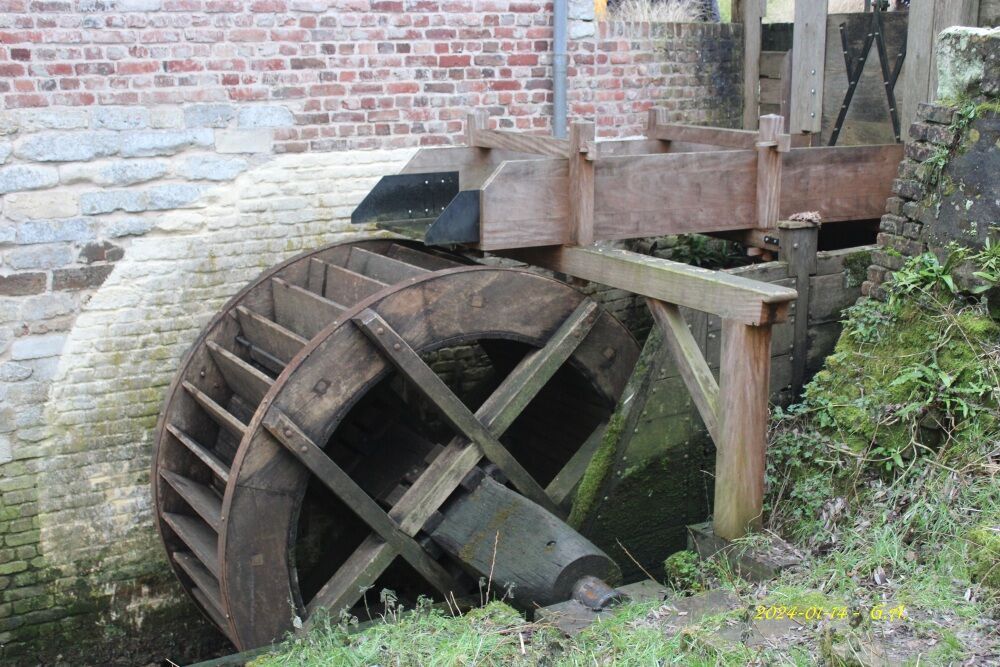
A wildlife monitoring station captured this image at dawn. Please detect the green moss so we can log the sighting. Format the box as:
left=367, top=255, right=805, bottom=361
left=567, top=411, right=624, bottom=529
left=842, top=250, right=872, bottom=289
left=967, top=525, right=1000, bottom=590
left=663, top=550, right=705, bottom=592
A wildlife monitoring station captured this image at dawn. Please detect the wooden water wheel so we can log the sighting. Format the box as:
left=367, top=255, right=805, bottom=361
left=152, top=238, right=639, bottom=649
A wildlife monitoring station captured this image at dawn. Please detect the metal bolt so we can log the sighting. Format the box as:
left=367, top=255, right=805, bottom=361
left=393, top=342, right=401, bottom=351
left=811, top=69, right=816, bottom=75
left=300, top=445, right=308, bottom=453
left=793, top=243, right=799, bottom=249
left=284, top=427, right=293, bottom=437
left=811, top=89, right=816, bottom=95
left=376, top=327, right=385, bottom=335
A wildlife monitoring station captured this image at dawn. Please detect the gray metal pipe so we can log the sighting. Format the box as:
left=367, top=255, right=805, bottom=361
left=553, top=0, right=568, bottom=138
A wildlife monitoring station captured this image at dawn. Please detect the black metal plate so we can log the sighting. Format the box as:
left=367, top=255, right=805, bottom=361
left=425, top=190, right=480, bottom=246
left=351, top=172, right=460, bottom=225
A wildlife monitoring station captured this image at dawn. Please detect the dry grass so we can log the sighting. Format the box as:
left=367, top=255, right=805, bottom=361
left=609, top=0, right=709, bottom=23
left=766, top=0, right=867, bottom=23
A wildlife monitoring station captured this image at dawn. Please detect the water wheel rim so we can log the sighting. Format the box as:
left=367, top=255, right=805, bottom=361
left=151, top=238, right=460, bottom=641
left=219, top=267, right=639, bottom=649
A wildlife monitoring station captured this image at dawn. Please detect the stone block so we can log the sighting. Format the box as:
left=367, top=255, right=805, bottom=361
left=0, top=364, right=32, bottom=382
left=149, top=107, right=184, bottom=129
left=5, top=193, right=79, bottom=222
left=95, top=160, right=168, bottom=187
left=237, top=105, right=294, bottom=128
left=79, top=242, right=124, bottom=264
left=936, top=26, right=999, bottom=100
left=916, top=103, right=955, bottom=125
left=15, top=219, right=91, bottom=244
left=184, top=104, right=236, bottom=129
left=14, top=109, right=89, bottom=131
left=177, top=155, right=248, bottom=181
left=10, top=334, right=66, bottom=361
left=0, top=166, right=59, bottom=195
left=0, top=274, right=45, bottom=297
left=891, top=178, right=925, bottom=201
left=687, top=522, right=803, bottom=582
left=80, top=190, right=147, bottom=215
left=14, top=132, right=118, bottom=162
left=568, top=0, right=595, bottom=21
left=106, top=218, right=153, bottom=238
left=118, top=129, right=213, bottom=158
left=215, top=129, right=273, bottom=154
left=92, top=107, right=150, bottom=131
left=52, top=265, right=114, bottom=291
left=4, top=245, right=74, bottom=270
left=0, top=142, right=10, bottom=165
left=145, top=183, right=204, bottom=210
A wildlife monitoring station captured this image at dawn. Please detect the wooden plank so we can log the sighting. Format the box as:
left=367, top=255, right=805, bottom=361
left=569, top=121, right=596, bottom=245
left=713, top=319, right=772, bottom=540
left=352, top=309, right=560, bottom=515
left=162, top=512, right=219, bottom=578
left=173, top=551, right=224, bottom=616
left=181, top=381, right=246, bottom=439
left=647, top=123, right=759, bottom=150
left=778, top=222, right=819, bottom=390
left=780, top=144, right=902, bottom=222
left=262, top=407, right=463, bottom=599
left=592, top=151, right=758, bottom=240
left=306, top=257, right=326, bottom=294
left=400, top=145, right=549, bottom=191
left=899, top=1, right=935, bottom=134
left=759, top=77, right=785, bottom=106
left=779, top=50, right=793, bottom=132
left=742, top=0, right=765, bottom=129
left=790, top=0, right=828, bottom=135
left=165, top=424, right=230, bottom=483
left=760, top=50, right=788, bottom=79
left=385, top=244, right=463, bottom=271
left=271, top=277, right=344, bottom=340
left=191, top=587, right=229, bottom=636
left=320, top=260, right=388, bottom=305
left=478, top=158, right=570, bottom=249
left=470, top=127, right=571, bottom=159
left=646, top=299, right=720, bottom=446
left=206, top=342, right=274, bottom=406
left=236, top=306, right=306, bottom=366
left=306, top=299, right=602, bottom=621
left=756, top=114, right=785, bottom=230
left=502, top=246, right=795, bottom=325
left=160, top=470, right=223, bottom=532
left=346, top=247, right=429, bottom=284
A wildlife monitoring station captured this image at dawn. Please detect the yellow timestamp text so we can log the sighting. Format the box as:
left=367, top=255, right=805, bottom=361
left=753, top=604, right=907, bottom=622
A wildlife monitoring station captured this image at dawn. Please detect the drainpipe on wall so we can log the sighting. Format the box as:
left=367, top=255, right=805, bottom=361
left=553, top=0, right=568, bottom=138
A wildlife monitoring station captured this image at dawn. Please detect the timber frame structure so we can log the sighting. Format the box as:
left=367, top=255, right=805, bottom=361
left=354, top=108, right=903, bottom=541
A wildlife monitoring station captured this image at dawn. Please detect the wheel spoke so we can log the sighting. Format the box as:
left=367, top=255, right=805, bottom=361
left=353, top=308, right=558, bottom=513
left=304, top=299, right=602, bottom=625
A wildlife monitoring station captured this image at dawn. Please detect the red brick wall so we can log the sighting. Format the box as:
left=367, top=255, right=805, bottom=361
left=0, top=4, right=742, bottom=151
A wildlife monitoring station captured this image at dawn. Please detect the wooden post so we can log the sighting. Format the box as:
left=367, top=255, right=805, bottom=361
left=899, top=0, right=980, bottom=133
left=740, top=0, right=764, bottom=130
left=569, top=121, right=596, bottom=246
left=778, top=220, right=819, bottom=391
left=714, top=318, right=772, bottom=540
left=466, top=109, right=488, bottom=147
left=789, top=0, right=827, bottom=136
left=756, top=114, right=785, bottom=230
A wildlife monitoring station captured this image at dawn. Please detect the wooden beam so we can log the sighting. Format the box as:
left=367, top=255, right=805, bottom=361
left=646, top=122, right=760, bottom=150
left=778, top=221, right=819, bottom=391
left=502, top=245, right=796, bottom=325
left=468, top=112, right=571, bottom=158
left=713, top=318, right=771, bottom=540
left=789, top=0, right=828, bottom=135
left=646, top=299, right=720, bottom=445
left=353, top=308, right=561, bottom=515
left=569, top=121, right=596, bottom=245
left=741, top=0, right=765, bottom=130
left=756, top=114, right=785, bottom=230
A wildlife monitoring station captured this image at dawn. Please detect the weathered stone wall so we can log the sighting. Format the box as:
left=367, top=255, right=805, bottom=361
left=864, top=27, right=999, bottom=300
left=0, top=3, right=743, bottom=662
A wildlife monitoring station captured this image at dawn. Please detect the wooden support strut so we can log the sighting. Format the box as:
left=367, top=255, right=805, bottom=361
left=467, top=112, right=571, bottom=159
left=756, top=114, right=787, bottom=231
left=568, top=121, right=596, bottom=246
